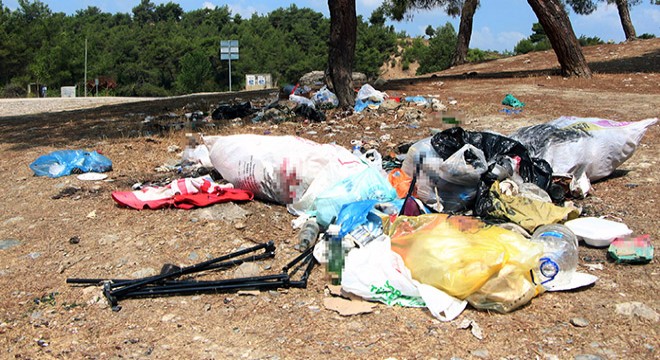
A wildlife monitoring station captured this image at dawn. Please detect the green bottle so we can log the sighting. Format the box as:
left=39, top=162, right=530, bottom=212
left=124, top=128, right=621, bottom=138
left=326, top=224, right=344, bottom=285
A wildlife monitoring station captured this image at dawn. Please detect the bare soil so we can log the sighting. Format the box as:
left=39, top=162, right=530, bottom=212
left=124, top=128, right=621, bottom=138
left=0, top=39, right=658, bottom=360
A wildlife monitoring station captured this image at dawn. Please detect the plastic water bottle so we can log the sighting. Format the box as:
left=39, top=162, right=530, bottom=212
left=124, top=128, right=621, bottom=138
left=326, top=224, right=344, bottom=285
left=530, top=224, right=578, bottom=290
left=352, top=144, right=362, bottom=158
left=298, top=219, right=320, bottom=251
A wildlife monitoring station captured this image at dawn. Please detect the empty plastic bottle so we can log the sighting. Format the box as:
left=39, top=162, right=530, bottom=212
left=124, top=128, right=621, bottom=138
left=298, top=218, right=320, bottom=251
left=530, top=224, right=578, bottom=290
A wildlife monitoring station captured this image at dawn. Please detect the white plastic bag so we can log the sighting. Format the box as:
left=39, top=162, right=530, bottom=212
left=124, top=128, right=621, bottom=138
left=402, top=141, right=488, bottom=212
left=204, top=135, right=363, bottom=207
left=356, top=84, right=387, bottom=102
left=510, top=117, right=657, bottom=181
left=342, top=235, right=467, bottom=321
left=289, top=94, right=316, bottom=109
left=312, top=86, right=339, bottom=108
left=182, top=145, right=213, bottom=168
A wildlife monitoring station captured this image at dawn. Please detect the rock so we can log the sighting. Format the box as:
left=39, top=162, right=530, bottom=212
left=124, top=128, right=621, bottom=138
left=98, top=234, right=119, bottom=246
left=194, top=203, right=251, bottom=222
left=131, top=268, right=157, bottom=278
left=0, top=239, right=21, bottom=250
left=3, top=216, right=24, bottom=226
left=574, top=355, right=602, bottom=360
left=570, top=317, right=590, bottom=327
left=69, top=236, right=81, bottom=244
left=469, top=349, right=489, bottom=358
left=161, top=313, right=176, bottom=322
left=232, top=262, right=261, bottom=278
left=615, top=302, right=659, bottom=321
left=234, top=222, right=246, bottom=230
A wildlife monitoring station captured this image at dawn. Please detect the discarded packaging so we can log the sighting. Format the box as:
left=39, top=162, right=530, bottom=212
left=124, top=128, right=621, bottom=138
left=564, top=217, right=633, bottom=247
left=608, top=235, right=653, bottom=264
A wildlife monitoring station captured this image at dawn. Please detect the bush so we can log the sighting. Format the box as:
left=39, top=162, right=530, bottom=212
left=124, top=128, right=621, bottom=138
left=578, top=35, right=604, bottom=46
left=514, top=39, right=535, bottom=54
left=2, top=83, right=27, bottom=98
left=638, top=33, right=656, bottom=39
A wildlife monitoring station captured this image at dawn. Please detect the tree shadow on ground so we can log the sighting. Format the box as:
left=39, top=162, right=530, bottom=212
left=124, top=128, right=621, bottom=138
left=0, top=90, right=278, bottom=150
left=383, top=48, right=660, bottom=91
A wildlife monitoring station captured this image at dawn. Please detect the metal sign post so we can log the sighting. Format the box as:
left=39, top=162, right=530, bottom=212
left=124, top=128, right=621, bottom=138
left=220, top=40, right=239, bottom=92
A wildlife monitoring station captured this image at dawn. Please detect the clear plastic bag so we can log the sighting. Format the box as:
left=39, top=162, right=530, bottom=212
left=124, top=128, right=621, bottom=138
left=313, top=167, right=397, bottom=228
left=386, top=214, right=545, bottom=313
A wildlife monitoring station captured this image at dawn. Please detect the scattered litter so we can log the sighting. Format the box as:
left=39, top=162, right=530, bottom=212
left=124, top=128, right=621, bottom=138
left=608, top=235, right=653, bottom=264
left=457, top=319, right=484, bottom=340
left=501, top=94, right=525, bottom=108
left=30, top=150, right=112, bottom=178
left=77, top=172, right=108, bottom=181
left=323, top=297, right=375, bottom=316
left=565, top=217, right=632, bottom=247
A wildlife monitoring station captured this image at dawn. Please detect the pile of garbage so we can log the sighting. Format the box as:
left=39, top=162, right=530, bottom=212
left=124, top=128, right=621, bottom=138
left=140, top=82, right=460, bottom=135
left=33, top=89, right=657, bottom=320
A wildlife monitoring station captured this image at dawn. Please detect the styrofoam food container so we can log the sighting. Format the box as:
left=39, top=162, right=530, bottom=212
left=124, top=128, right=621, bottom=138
left=564, top=217, right=632, bottom=247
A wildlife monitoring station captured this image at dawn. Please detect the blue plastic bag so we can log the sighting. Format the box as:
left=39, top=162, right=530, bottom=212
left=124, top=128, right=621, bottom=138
left=336, top=200, right=379, bottom=238
left=314, top=167, right=397, bottom=228
left=29, top=150, right=112, bottom=178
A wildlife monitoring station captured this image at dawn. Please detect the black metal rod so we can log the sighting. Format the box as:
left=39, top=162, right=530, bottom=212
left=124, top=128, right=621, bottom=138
left=113, top=274, right=289, bottom=297
left=282, top=245, right=315, bottom=273
left=67, top=251, right=276, bottom=286
left=111, top=241, right=275, bottom=297
left=122, top=280, right=284, bottom=298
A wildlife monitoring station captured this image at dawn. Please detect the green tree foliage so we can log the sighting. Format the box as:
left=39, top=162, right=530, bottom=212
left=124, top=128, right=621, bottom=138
left=514, top=22, right=551, bottom=54
left=175, top=50, right=212, bottom=93
left=0, top=2, right=397, bottom=96
left=578, top=35, right=605, bottom=46
left=417, top=22, right=457, bottom=74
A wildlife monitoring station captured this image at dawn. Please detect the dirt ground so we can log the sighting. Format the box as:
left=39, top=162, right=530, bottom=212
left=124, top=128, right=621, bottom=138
left=0, top=39, right=658, bottom=360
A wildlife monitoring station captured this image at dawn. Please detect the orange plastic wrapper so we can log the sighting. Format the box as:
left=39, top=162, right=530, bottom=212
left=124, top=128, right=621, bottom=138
left=388, top=168, right=414, bottom=199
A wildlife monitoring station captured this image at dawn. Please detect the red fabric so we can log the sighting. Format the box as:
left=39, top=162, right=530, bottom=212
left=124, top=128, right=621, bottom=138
left=112, top=188, right=254, bottom=210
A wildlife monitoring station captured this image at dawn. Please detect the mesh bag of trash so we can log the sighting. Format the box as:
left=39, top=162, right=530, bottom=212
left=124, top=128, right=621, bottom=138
left=510, top=117, right=657, bottom=181
left=203, top=135, right=366, bottom=211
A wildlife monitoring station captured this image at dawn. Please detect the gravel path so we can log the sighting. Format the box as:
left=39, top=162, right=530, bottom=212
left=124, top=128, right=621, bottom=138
left=0, top=96, right=155, bottom=117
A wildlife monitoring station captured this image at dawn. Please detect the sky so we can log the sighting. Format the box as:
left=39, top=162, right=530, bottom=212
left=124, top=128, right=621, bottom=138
left=4, top=0, right=659, bottom=52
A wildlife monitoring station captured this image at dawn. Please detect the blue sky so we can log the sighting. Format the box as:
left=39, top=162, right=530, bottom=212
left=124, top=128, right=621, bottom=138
left=4, top=0, right=659, bottom=52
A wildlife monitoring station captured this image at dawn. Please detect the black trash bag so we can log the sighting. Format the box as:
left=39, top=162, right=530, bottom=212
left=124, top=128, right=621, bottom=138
left=211, top=101, right=255, bottom=120
left=430, top=127, right=553, bottom=191
left=294, top=104, right=326, bottom=122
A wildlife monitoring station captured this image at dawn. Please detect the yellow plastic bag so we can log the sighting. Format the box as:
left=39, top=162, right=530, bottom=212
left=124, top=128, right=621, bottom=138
left=386, top=214, right=545, bottom=312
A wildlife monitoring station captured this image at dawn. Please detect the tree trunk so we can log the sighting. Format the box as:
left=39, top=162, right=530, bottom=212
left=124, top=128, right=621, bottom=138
left=614, top=0, right=636, bottom=41
left=451, top=0, right=478, bottom=66
left=328, top=0, right=357, bottom=108
left=527, top=0, right=592, bottom=78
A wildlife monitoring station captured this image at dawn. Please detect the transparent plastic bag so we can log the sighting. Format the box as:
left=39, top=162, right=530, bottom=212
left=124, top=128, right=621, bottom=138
left=386, top=214, right=544, bottom=312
